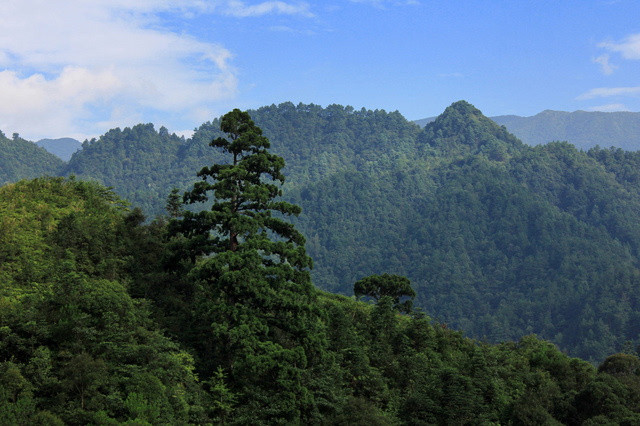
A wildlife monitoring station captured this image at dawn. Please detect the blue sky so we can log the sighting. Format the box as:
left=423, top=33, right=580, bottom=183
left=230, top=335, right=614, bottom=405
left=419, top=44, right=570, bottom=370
left=1, top=1, right=639, bottom=141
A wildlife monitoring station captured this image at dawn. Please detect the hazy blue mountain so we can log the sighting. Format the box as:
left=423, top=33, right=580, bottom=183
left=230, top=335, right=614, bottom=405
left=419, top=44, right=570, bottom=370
left=491, top=110, right=640, bottom=151
left=413, top=116, right=437, bottom=127
left=36, top=137, right=82, bottom=161
left=415, top=110, right=640, bottom=151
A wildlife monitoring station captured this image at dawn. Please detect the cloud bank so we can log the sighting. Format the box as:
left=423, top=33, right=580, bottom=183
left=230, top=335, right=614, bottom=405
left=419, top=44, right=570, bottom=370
left=577, top=86, right=640, bottom=100
left=599, top=33, right=640, bottom=60
left=592, top=54, right=617, bottom=75
left=0, top=0, right=309, bottom=140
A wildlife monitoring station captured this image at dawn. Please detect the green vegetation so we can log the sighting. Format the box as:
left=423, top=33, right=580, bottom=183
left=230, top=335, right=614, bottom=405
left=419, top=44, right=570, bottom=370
left=283, top=101, right=640, bottom=363
left=5, top=101, right=640, bottom=422
left=168, top=109, right=321, bottom=422
left=63, top=124, right=196, bottom=215
left=3, top=171, right=640, bottom=423
left=0, top=131, right=64, bottom=186
left=0, top=177, right=207, bottom=424
left=354, top=273, right=416, bottom=314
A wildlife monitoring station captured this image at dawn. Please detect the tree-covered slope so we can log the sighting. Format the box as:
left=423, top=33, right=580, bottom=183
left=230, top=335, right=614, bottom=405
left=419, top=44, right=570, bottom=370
left=62, top=124, right=192, bottom=214
left=0, top=132, right=65, bottom=185
left=4, top=174, right=640, bottom=424
left=59, top=103, right=422, bottom=217
left=7, top=101, right=640, bottom=363
left=0, top=177, right=208, bottom=424
left=288, top=101, right=640, bottom=363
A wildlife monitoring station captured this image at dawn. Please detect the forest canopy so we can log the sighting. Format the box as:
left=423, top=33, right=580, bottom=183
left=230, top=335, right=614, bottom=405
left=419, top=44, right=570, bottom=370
left=4, top=103, right=640, bottom=422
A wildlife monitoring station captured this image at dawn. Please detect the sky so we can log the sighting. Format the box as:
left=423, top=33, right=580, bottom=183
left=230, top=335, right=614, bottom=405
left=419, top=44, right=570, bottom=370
left=1, top=0, right=640, bottom=141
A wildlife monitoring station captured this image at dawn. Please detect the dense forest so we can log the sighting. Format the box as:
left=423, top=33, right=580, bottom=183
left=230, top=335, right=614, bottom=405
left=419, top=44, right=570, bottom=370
left=5, top=102, right=640, bottom=364
left=2, top=101, right=640, bottom=364
left=4, top=109, right=640, bottom=423
left=0, top=131, right=64, bottom=186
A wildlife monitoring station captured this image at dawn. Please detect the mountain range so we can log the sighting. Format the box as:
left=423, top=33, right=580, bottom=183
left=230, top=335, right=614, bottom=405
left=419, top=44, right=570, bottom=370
left=31, top=108, right=640, bottom=162
left=416, top=109, right=640, bottom=151
left=3, top=101, right=640, bottom=363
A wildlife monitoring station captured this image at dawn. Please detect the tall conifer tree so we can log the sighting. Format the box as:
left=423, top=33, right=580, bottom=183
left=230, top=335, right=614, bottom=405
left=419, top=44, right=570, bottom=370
left=171, top=109, right=320, bottom=422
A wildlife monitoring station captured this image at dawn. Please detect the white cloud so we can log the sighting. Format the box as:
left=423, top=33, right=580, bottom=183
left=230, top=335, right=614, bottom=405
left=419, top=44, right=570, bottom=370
left=592, top=54, right=617, bottom=75
left=225, top=1, right=313, bottom=17
left=0, top=0, right=310, bottom=140
left=599, top=33, right=640, bottom=60
left=348, top=0, right=419, bottom=6
left=175, top=129, right=196, bottom=139
left=269, top=25, right=316, bottom=35
left=576, top=86, right=640, bottom=100
left=588, top=103, right=629, bottom=112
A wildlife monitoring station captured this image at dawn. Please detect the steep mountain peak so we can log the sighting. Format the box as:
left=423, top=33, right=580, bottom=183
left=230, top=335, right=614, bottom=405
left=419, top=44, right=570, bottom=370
left=419, top=100, right=523, bottom=158
left=444, top=99, right=483, bottom=117
left=430, top=101, right=503, bottom=137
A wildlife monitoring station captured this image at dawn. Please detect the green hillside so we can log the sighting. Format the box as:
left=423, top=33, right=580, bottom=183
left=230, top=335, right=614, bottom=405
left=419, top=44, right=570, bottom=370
left=63, top=124, right=197, bottom=214
left=3, top=173, right=640, bottom=424
left=0, top=132, right=65, bottom=185
left=0, top=177, right=208, bottom=424
left=290, top=101, right=640, bottom=362
left=4, top=101, right=640, bottom=364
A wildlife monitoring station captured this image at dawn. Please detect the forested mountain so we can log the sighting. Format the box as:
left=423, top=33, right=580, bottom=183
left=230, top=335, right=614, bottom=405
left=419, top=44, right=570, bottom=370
left=0, top=131, right=65, bottom=186
left=54, top=103, right=422, bottom=217
left=4, top=174, right=640, bottom=424
left=62, top=124, right=192, bottom=214
left=289, top=101, right=640, bottom=362
left=3, top=101, right=640, bottom=364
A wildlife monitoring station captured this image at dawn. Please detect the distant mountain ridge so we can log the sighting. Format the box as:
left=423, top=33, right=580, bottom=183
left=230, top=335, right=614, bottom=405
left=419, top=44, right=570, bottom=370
left=415, top=109, right=640, bottom=151
left=36, top=137, right=82, bottom=161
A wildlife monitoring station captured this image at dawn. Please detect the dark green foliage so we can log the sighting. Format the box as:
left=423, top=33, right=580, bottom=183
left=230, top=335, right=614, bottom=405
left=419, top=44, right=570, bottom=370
left=598, top=353, right=640, bottom=376
left=165, top=187, right=183, bottom=219
left=4, top=175, right=640, bottom=424
left=0, top=132, right=64, bottom=186
left=169, top=109, right=323, bottom=423
left=0, top=177, right=208, bottom=424
left=354, top=273, right=416, bottom=313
